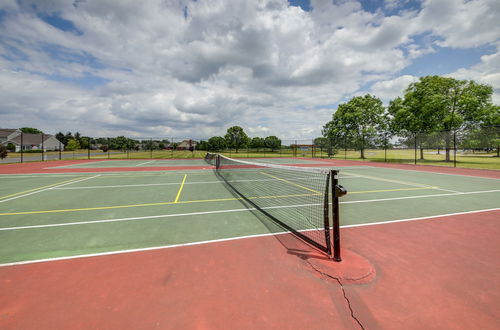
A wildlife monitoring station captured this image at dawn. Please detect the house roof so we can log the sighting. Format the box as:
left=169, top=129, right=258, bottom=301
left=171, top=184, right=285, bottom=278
left=177, top=140, right=198, bottom=147
left=7, top=133, right=56, bottom=145
left=0, top=129, right=19, bottom=138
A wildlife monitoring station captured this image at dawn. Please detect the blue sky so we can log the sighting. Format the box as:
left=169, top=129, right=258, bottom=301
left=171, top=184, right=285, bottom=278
left=0, top=0, right=498, bottom=139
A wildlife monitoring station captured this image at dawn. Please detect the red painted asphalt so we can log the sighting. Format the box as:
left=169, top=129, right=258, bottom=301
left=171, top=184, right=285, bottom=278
left=0, top=210, right=498, bottom=329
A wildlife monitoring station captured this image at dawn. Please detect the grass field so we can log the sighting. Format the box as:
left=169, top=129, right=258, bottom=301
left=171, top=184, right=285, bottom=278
left=4, top=147, right=500, bottom=169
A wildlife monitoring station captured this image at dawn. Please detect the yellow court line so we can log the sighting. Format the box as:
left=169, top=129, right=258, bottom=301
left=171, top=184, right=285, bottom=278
left=0, top=177, right=87, bottom=201
left=0, top=192, right=321, bottom=216
left=259, top=172, right=320, bottom=194
left=174, top=174, right=187, bottom=203
left=0, top=185, right=440, bottom=216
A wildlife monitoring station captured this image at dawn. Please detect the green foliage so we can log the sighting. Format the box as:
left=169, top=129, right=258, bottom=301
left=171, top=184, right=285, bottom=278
left=208, top=136, right=227, bottom=151
left=224, top=126, right=249, bottom=152
left=20, top=127, right=43, bottom=134
left=265, top=136, right=281, bottom=151
left=323, top=94, right=385, bottom=159
left=66, top=139, right=81, bottom=151
left=6, top=143, right=16, bottom=152
left=197, top=140, right=209, bottom=150
left=249, top=137, right=265, bottom=148
left=0, top=144, right=7, bottom=159
left=313, top=137, right=328, bottom=148
left=390, top=76, right=495, bottom=133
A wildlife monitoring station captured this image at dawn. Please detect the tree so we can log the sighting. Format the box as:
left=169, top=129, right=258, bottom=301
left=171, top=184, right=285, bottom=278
left=66, top=139, right=80, bottom=151
left=389, top=76, right=496, bottom=161
left=249, top=137, right=265, bottom=149
left=63, top=132, right=74, bottom=147
left=79, top=137, right=90, bottom=149
left=265, top=136, right=281, bottom=152
left=55, top=132, right=65, bottom=144
left=6, top=143, right=16, bottom=152
left=323, top=94, right=385, bottom=159
left=197, top=140, right=209, bottom=151
left=224, top=126, right=249, bottom=153
left=20, top=127, right=43, bottom=134
left=208, top=136, right=227, bottom=151
left=0, top=144, right=7, bottom=159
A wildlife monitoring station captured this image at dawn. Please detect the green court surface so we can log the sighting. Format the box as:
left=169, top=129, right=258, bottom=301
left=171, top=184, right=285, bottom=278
left=49, top=158, right=322, bottom=168
left=0, top=163, right=499, bottom=264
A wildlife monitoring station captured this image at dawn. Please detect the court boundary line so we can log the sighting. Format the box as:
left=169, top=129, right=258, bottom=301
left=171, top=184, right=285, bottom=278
left=1, top=189, right=499, bottom=229
left=174, top=174, right=187, bottom=203
left=0, top=175, right=100, bottom=203
left=0, top=207, right=498, bottom=268
left=1, top=188, right=498, bottom=216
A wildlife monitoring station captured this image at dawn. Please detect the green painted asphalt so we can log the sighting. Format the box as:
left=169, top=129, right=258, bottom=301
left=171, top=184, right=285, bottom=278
left=0, top=165, right=498, bottom=264
left=51, top=158, right=325, bottom=169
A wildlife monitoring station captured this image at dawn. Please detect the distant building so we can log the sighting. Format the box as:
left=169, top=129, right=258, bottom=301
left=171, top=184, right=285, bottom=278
left=176, top=139, right=197, bottom=151
left=0, top=129, right=63, bottom=152
left=0, top=129, right=21, bottom=144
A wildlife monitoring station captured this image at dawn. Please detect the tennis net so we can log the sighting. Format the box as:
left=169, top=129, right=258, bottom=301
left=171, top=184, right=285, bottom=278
left=205, top=154, right=345, bottom=259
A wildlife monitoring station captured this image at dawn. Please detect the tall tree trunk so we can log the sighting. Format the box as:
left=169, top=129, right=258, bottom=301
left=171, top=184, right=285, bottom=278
left=420, top=148, right=424, bottom=160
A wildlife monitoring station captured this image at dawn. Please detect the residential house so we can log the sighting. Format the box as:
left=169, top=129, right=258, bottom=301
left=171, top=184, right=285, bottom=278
left=0, top=129, right=21, bottom=144
left=0, top=129, right=63, bottom=151
left=176, top=139, right=197, bottom=150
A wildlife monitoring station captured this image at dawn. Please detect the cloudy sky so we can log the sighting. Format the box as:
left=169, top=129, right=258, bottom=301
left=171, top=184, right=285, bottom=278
left=0, top=0, right=498, bottom=139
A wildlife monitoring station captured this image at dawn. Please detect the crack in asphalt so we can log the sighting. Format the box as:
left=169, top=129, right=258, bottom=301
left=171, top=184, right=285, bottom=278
left=305, top=259, right=366, bottom=330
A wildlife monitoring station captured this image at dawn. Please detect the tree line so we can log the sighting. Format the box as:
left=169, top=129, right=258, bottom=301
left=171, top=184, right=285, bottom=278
left=322, top=76, right=499, bottom=160
left=197, top=126, right=281, bottom=152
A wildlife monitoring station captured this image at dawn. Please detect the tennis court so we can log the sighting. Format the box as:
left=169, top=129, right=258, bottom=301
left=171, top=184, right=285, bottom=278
left=0, top=157, right=499, bottom=328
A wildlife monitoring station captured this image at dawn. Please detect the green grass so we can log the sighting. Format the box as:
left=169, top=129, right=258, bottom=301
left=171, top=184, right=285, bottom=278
left=329, top=149, right=500, bottom=170
left=4, top=148, right=499, bottom=170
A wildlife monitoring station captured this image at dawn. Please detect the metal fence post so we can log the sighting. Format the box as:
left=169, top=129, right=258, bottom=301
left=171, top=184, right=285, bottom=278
left=41, top=133, right=45, bottom=161
left=453, top=131, right=457, bottom=168
left=20, top=132, right=23, bottom=163
left=414, top=133, right=417, bottom=165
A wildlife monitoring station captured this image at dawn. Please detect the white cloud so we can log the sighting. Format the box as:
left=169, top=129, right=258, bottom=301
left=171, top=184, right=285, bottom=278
left=447, top=45, right=500, bottom=104
left=370, top=75, right=419, bottom=101
left=0, top=0, right=498, bottom=139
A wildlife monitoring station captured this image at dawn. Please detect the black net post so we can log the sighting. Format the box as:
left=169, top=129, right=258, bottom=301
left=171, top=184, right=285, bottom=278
left=88, top=139, right=91, bottom=160
left=331, top=170, right=346, bottom=262
left=323, top=172, right=332, bottom=257
left=107, top=138, right=110, bottom=159
left=59, top=141, right=62, bottom=160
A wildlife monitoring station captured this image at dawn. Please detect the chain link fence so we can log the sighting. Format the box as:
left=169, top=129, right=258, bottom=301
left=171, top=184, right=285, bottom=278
left=1, top=126, right=498, bottom=168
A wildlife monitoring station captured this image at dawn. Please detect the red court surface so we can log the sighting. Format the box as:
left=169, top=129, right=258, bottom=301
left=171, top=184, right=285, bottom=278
left=1, top=210, right=499, bottom=329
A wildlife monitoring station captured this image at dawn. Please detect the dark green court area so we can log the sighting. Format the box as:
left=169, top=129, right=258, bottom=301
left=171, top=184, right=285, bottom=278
left=0, top=163, right=499, bottom=264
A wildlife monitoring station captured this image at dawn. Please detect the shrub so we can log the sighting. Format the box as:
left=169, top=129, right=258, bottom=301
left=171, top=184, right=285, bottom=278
left=0, top=145, right=7, bottom=159
left=6, top=143, right=16, bottom=152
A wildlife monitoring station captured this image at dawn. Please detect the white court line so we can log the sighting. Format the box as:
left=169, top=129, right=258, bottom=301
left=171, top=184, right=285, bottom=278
left=0, top=175, right=100, bottom=204
left=342, top=207, right=500, bottom=228
left=349, top=165, right=500, bottom=180
left=53, top=176, right=360, bottom=190
left=0, top=207, right=498, bottom=267
left=135, top=160, right=156, bottom=167
left=0, top=203, right=314, bottom=231
left=341, top=188, right=500, bottom=204
left=2, top=188, right=499, bottom=231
